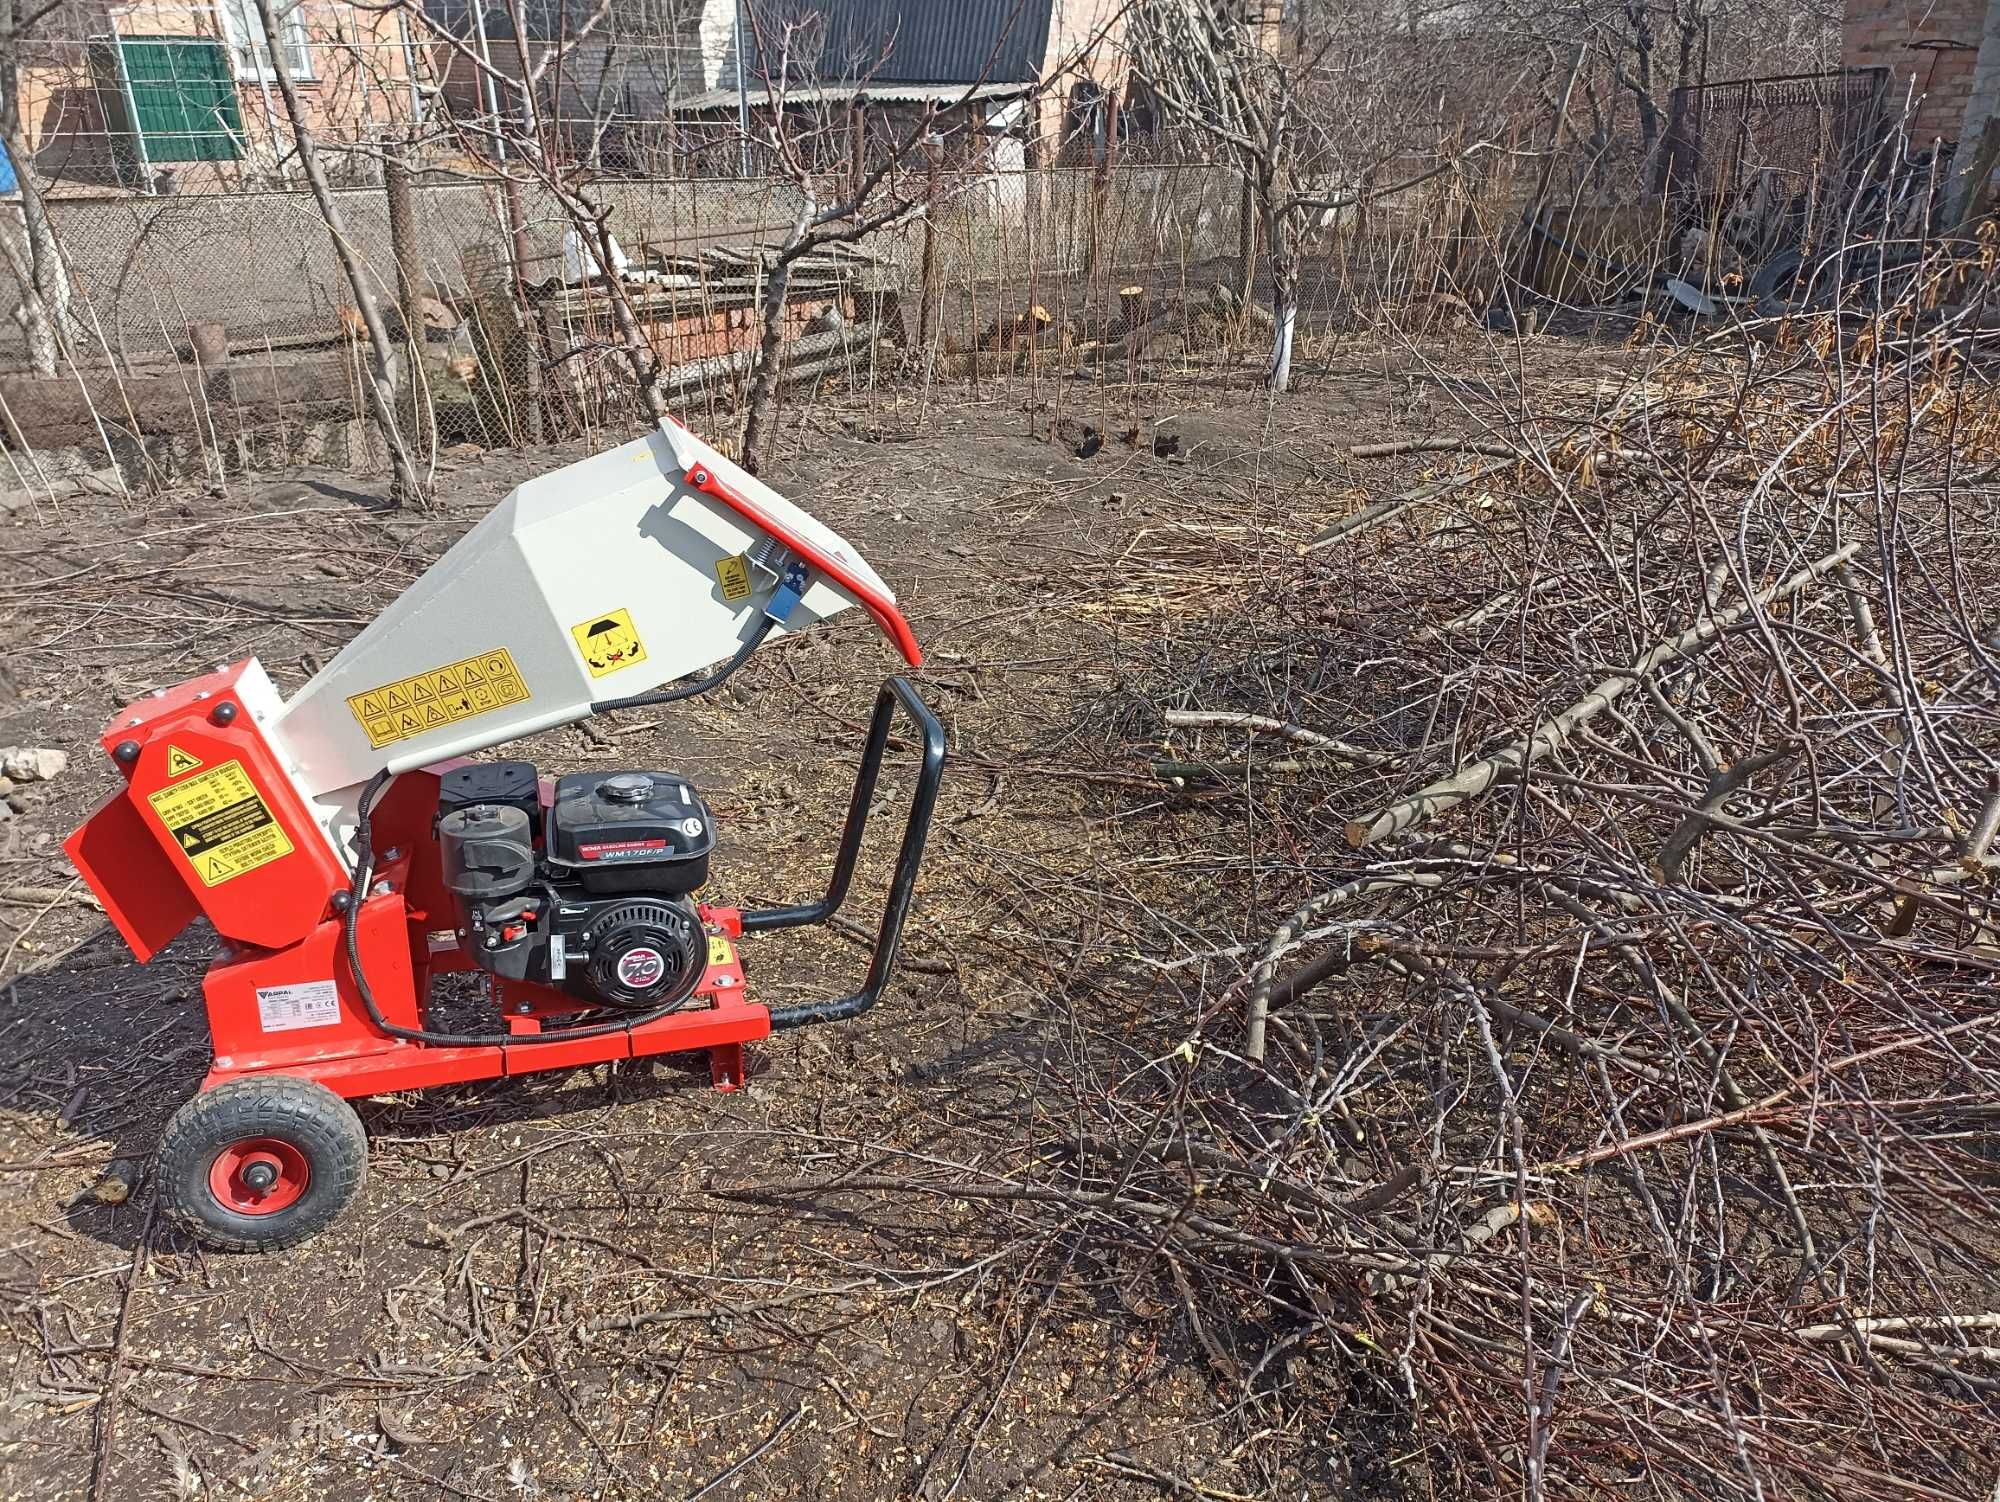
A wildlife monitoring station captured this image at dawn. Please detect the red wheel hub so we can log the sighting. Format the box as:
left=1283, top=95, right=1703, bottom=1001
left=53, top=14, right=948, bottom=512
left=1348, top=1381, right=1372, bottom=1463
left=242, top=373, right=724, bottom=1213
left=208, top=1137, right=310, bottom=1215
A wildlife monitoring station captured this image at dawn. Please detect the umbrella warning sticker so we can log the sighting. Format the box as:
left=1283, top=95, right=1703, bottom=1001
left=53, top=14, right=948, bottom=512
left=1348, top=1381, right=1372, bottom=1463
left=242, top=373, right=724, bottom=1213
left=346, top=648, right=530, bottom=748
left=147, top=760, right=295, bottom=888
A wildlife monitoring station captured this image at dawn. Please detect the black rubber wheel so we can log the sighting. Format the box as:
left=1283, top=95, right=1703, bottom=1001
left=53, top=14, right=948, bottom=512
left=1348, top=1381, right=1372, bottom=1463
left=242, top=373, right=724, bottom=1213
left=155, top=1076, right=368, bottom=1252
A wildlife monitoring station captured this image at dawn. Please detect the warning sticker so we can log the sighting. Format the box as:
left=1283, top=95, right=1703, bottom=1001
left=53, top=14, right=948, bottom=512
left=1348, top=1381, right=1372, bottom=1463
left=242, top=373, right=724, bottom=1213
left=570, top=607, right=649, bottom=678
left=146, top=760, right=295, bottom=888
left=346, top=648, right=530, bottom=749
left=256, top=979, right=340, bottom=1033
left=707, top=935, right=735, bottom=967
left=165, top=745, right=203, bottom=777
left=714, top=555, right=753, bottom=602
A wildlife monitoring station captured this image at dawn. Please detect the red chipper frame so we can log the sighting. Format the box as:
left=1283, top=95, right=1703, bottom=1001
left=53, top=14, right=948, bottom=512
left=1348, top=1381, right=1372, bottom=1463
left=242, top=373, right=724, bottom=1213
left=64, top=423, right=944, bottom=1250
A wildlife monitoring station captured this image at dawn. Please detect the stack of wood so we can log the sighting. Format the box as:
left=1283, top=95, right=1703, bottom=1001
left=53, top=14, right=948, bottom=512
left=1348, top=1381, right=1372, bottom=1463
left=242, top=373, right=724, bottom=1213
left=538, top=241, right=884, bottom=323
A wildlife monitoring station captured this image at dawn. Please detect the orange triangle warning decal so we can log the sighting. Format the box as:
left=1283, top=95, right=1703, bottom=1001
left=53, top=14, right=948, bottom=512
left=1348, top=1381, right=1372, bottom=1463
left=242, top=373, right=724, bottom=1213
left=166, top=745, right=203, bottom=777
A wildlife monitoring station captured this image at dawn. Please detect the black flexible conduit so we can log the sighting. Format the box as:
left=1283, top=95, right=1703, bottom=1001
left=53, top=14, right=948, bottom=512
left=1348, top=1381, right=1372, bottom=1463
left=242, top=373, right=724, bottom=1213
left=589, top=616, right=775, bottom=714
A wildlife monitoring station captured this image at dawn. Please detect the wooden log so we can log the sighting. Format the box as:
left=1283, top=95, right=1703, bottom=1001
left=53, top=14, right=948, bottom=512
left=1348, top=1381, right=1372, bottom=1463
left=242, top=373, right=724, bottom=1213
left=186, top=321, right=230, bottom=401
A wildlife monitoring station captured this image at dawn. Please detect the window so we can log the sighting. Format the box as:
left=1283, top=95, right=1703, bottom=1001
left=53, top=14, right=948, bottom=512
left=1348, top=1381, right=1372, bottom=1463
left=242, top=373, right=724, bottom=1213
left=218, top=0, right=312, bottom=81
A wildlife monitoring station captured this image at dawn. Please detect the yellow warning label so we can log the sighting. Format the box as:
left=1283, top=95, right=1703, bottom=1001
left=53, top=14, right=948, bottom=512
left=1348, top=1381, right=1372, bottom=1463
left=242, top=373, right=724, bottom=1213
left=147, top=760, right=294, bottom=889
left=707, top=935, right=735, bottom=967
left=714, top=555, right=753, bottom=603
left=570, top=607, right=648, bottom=679
left=346, top=648, right=530, bottom=749
left=165, top=745, right=203, bottom=777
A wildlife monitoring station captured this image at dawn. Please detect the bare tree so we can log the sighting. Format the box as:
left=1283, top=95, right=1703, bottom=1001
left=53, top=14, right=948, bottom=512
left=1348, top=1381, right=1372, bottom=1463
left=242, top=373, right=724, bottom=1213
left=1130, top=3, right=1505, bottom=391
left=246, top=0, right=425, bottom=502
left=731, top=7, right=961, bottom=473
left=0, top=0, right=87, bottom=377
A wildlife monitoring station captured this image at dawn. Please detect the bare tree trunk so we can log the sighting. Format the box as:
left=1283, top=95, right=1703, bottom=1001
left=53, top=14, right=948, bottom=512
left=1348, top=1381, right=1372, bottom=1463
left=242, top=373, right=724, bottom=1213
left=1266, top=210, right=1297, bottom=392
left=0, top=45, right=78, bottom=378
left=383, top=141, right=433, bottom=462
left=248, top=0, right=423, bottom=504
left=1235, top=167, right=1258, bottom=312
left=384, top=146, right=424, bottom=359
left=741, top=202, right=810, bottom=475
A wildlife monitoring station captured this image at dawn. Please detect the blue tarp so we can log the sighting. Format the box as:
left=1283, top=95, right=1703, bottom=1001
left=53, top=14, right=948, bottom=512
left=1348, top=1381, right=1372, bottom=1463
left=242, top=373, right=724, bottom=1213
left=0, top=141, right=16, bottom=194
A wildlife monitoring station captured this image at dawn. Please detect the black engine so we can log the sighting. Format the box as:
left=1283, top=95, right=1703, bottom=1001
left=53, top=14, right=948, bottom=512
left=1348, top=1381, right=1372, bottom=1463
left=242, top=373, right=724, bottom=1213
left=434, top=761, right=717, bottom=1012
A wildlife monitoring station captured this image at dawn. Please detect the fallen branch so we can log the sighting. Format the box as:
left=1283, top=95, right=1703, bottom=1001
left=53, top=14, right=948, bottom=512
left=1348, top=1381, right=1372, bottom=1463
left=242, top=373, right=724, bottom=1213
left=1343, top=542, right=1860, bottom=848
left=1301, top=460, right=1513, bottom=555
left=1349, top=436, right=1525, bottom=460
left=1163, top=708, right=1394, bottom=765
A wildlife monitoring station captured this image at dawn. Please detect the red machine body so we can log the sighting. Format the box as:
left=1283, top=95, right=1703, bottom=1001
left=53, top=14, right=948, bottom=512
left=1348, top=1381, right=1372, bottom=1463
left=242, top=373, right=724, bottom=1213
left=65, top=667, right=770, bottom=1098
left=61, top=439, right=947, bottom=1251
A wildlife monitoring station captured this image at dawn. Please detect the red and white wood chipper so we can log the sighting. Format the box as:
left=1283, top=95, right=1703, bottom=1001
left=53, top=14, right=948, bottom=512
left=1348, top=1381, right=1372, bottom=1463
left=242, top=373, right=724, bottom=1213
left=64, top=421, right=944, bottom=1250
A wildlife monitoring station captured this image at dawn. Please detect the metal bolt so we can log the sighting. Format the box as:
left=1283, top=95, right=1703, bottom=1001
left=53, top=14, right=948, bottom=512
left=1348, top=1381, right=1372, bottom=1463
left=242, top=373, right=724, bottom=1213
left=371, top=879, right=392, bottom=897
left=515, top=1003, right=531, bottom=1014
left=193, top=690, right=210, bottom=700
left=382, top=847, right=402, bottom=863
left=125, top=718, right=141, bottom=728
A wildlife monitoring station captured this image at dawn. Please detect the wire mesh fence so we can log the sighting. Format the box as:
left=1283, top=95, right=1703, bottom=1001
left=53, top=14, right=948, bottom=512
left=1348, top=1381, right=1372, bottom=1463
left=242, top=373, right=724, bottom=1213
left=0, top=103, right=1877, bottom=492
left=6, top=159, right=1511, bottom=478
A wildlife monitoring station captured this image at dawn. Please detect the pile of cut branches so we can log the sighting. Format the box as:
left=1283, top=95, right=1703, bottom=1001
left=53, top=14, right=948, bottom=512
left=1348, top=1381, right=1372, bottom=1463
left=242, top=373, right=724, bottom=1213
left=1022, top=253, right=2000, bottom=1497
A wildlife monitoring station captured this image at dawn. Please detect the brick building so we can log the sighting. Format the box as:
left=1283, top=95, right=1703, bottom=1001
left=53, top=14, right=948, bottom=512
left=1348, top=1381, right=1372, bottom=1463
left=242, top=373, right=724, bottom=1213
left=1843, top=0, right=1987, bottom=146
left=16, top=0, right=418, bottom=193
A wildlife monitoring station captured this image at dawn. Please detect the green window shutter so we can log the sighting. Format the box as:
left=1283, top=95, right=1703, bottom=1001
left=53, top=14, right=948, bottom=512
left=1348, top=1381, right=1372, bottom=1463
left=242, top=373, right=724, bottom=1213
left=118, top=38, right=244, bottom=164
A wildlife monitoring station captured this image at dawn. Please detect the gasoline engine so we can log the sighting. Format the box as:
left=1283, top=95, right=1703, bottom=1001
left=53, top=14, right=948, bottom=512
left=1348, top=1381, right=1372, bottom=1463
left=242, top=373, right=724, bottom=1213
left=437, top=763, right=715, bottom=1010
left=64, top=417, right=944, bottom=1251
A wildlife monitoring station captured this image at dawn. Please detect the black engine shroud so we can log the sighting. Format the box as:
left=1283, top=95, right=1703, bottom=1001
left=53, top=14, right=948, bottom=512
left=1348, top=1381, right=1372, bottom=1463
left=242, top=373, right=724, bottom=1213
left=434, top=762, right=718, bottom=1012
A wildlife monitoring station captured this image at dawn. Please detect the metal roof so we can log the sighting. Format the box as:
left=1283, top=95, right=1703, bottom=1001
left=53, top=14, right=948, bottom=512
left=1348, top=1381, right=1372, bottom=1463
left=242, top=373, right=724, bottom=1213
left=421, top=0, right=1056, bottom=81
left=673, top=79, right=1030, bottom=112
left=743, top=1, right=1053, bottom=88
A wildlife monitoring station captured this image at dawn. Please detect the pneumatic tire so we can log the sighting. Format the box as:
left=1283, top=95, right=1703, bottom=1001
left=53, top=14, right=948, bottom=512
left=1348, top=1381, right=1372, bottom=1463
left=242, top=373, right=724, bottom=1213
left=156, top=1076, right=368, bottom=1252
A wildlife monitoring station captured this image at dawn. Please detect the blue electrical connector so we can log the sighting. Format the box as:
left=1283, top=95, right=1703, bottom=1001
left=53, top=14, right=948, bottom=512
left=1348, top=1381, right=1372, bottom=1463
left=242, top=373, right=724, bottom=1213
left=764, top=560, right=811, bottom=625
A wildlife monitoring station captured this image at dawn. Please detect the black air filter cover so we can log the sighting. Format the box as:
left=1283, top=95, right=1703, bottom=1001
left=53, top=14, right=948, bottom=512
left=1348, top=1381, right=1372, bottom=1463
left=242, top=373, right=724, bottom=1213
left=545, top=771, right=715, bottom=895
left=438, top=760, right=541, bottom=827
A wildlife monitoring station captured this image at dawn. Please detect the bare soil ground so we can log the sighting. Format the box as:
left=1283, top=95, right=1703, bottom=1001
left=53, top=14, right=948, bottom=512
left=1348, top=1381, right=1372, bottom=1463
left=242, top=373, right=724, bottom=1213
left=0, top=338, right=1653, bottom=1501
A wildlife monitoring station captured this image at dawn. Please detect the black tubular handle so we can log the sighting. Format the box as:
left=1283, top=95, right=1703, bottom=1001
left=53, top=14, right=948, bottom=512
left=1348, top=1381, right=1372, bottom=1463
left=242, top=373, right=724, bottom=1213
left=749, top=676, right=947, bottom=1031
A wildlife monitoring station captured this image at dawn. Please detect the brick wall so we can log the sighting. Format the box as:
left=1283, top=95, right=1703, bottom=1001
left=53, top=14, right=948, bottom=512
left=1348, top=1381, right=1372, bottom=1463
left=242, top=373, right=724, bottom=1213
left=23, top=0, right=414, bottom=193
left=1844, top=0, right=1987, bottom=144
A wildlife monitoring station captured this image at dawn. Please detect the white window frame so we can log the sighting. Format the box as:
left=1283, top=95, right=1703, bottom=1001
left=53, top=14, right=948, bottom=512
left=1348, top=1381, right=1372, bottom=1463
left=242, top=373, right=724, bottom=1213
left=217, top=0, right=314, bottom=82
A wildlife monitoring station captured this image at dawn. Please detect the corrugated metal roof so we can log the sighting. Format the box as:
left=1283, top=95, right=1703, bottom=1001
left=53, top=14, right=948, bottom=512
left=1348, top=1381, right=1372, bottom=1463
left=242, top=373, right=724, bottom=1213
left=745, top=1, right=1053, bottom=88
left=673, top=79, right=1029, bottom=112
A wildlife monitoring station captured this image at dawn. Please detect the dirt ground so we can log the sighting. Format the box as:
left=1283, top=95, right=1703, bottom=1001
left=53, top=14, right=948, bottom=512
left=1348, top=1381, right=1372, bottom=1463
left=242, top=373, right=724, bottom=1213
left=0, top=341, right=1603, bottom=1501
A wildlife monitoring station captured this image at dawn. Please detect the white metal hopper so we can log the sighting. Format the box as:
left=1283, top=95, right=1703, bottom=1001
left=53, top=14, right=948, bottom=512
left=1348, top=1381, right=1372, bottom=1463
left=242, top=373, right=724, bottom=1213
left=260, top=420, right=918, bottom=850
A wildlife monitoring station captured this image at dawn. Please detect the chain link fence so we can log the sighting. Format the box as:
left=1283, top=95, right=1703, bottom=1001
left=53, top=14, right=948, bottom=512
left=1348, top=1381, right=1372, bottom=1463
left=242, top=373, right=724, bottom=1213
left=3, top=156, right=1556, bottom=484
